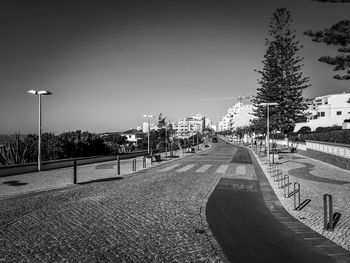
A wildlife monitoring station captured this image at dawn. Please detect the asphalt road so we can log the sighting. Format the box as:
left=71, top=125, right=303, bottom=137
left=206, top=145, right=334, bottom=262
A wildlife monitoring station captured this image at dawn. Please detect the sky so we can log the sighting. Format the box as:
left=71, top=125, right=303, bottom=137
left=1, top=0, right=350, bottom=134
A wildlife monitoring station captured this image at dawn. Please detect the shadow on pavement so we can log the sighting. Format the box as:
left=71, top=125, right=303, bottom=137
left=77, top=177, right=123, bottom=185
left=2, top=180, right=28, bottom=186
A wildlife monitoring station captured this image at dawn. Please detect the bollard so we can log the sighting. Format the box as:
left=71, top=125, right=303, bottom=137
left=293, top=182, right=300, bottom=210
left=132, top=159, right=136, bottom=171
left=324, top=194, right=334, bottom=231
left=143, top=156, right=146, bottom=168
left=117, top=156, right=120, bottom=175
left=73, top=160, right=77, bottom=184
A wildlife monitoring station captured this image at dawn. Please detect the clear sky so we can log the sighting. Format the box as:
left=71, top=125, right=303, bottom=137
left=1, top=0, right=349, bottom=134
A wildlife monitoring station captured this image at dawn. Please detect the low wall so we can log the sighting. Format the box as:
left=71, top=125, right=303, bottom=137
left=304, top=140, right=350, bottom=170
left=273, top=139, right=350, bottom=170
left=271, top=139, right=306, bottom=151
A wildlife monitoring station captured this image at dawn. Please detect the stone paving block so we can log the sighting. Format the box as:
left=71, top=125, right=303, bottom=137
left=0, top=144, right=229, bottom=262
left=254, top=151, right=350, bottom=252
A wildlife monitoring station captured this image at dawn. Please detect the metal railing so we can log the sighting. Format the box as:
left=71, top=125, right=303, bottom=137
left=0, top=151, right=148, bottom=177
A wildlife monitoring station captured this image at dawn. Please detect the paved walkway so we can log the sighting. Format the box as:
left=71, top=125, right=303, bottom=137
left=0, top=149, right=195, bottom=199
left=1, top=140, right=350, bottom=262
left=252, top=148, right=350, bottom=252
left=0, top=145, right=230, bottom=262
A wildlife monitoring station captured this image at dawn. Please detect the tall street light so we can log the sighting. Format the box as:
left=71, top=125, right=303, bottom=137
left=259, top=102, right=278, bottom=167
left=143, top=114, right=154, bottom=155
left=28, top=90, right=52, bottom=171
left=165, top=121, right=168, bottom=158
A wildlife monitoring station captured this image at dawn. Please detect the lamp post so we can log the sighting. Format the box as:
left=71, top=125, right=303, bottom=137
left=143, top=114, right=154, bottom=155
left=28, top=90, right=52, bottom=171
left=259, top=102, right=278, bottom=167
left=196, top=126, right=199, bottom=150
left=165, top=121, right=168, bottom=158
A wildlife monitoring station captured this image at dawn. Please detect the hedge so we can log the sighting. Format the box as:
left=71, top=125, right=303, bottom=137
left=270, top=129, right=350, bottom=144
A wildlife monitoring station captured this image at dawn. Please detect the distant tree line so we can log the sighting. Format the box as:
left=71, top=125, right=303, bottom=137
left=0, top=118, right=207, bottom=165
left=0, top=132, right=115, bottom=165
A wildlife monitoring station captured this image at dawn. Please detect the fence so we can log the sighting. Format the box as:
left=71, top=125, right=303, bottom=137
left=0, top=151, right=147, bottom=177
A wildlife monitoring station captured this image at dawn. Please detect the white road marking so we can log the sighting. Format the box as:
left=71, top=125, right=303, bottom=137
left=176, top=164, right=196, bottom=172
left=159, top=164, right=181, bottom=172
left=235, top=165, right=246, bottom=175
left=215, top=164, right=229, bottom=174
left=195, top=164, right=212, bottom=173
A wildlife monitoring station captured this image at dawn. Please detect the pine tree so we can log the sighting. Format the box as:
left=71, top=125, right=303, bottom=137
left=304, top=20, right=350, bottom=80
left=252, top=8, right=310, bottom=136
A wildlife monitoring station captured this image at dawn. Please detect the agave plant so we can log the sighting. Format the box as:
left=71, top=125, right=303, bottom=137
left=0, top=134, right=28, bottom=165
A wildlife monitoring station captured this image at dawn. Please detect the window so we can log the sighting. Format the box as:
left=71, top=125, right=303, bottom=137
left=320, top=112, right=325, bottom=117
left=337, top=111, right=342, bottom=115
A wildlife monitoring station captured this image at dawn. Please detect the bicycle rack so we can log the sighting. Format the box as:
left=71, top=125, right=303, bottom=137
left=276, top=172, right=285, bottom=188
left=273, top=169, right=282, bottom=182
left=268, top=164, right=277, bottom=174
left=293, top=183, right=300, bottom=210
left=282, top=175, right=292, bottom=197
left=288, top=182, right=311, bottom=211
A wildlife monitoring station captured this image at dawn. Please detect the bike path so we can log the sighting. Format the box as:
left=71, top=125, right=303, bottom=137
left=206, top=144, right=340, bottom=263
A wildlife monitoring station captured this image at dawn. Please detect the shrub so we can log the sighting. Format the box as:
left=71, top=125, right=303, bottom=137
left=303, top=130, right=350, bottom=144
left=298, top=126, right=312, bottom=134
left=314, top=125, right=342, bottom=133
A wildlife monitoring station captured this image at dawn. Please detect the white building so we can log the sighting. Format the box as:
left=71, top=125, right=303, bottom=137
left=219, top=101, right=254, bottom=131
left=172, top=114, right=211, bottom=138
left=294, top=92, right=350, bottom=132
left=142, top=122, right=157, bottom=133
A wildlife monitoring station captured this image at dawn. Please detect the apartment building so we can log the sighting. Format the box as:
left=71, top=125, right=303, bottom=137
left=172, top=114, right=211, bottom=138
left=218, top=102, right=254, bottom=132
left=294, top=92, right=350, bottom=131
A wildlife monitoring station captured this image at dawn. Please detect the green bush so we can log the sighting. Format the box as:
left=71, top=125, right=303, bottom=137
left=302, top=130, right=350, bottom=144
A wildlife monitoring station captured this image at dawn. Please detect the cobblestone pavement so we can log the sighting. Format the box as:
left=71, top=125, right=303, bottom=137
left=0, top=149, right=192, bottom=199
left=253, top=149, right=350, bottom=252
left=0, top=144, right=241, bottom=262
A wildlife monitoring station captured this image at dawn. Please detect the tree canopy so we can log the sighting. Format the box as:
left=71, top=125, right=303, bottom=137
left=304, top=11, right=350, bottom=79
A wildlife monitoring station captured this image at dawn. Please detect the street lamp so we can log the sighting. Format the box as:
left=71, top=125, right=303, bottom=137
left=28, top=90, right=52, bottom=171
left=163, top=120, right=168, bottom=158
left=143, top=114, right=154, bottom=155
left=259, top=102, right=278, bottom=167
